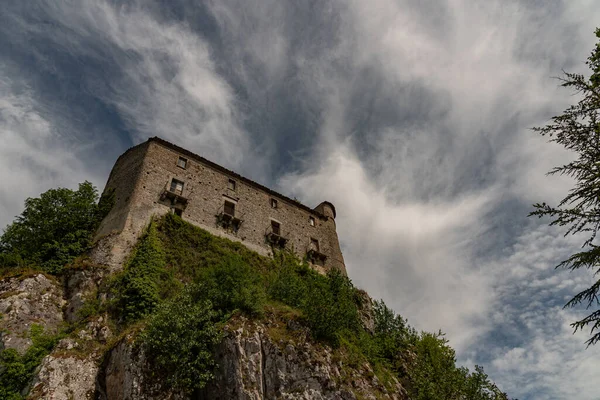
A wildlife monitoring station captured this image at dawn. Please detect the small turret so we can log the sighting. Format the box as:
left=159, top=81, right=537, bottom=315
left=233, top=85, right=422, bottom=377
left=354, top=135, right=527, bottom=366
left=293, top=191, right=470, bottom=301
left=314, top=201, right=336, bottom=219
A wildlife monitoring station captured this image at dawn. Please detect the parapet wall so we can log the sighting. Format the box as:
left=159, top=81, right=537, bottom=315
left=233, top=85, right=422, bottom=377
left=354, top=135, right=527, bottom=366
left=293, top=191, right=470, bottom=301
left=93, top=137, right=346, bottom=275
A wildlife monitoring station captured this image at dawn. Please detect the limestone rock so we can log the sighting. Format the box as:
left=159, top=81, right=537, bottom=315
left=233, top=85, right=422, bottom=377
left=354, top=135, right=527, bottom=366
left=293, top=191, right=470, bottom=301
left=0, top=273, right=65, bottom=353
left=28, top=351, right=98, bottom=400
left=97, top=339, right=185, bottom=400
left=200, top=317, right=408, bottom=400
left=63, top=266, right=106, bottom=323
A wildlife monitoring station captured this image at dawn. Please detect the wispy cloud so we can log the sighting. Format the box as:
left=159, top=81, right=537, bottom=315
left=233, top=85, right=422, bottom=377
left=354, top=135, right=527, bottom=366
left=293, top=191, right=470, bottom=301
left=1, top=1, right=600, bottom=398
left=0, top=70, right=94, bottom=228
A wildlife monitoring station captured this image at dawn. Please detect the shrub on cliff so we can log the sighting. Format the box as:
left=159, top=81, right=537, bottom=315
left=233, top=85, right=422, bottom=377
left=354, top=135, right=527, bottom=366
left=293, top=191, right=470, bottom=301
left=0, top=325, right=62, bottom=400
left=0, top=182, right=113, bottom=274
left=268, top=259, right=361, bottom=344
left=111, top=221, right=173, bottom=322
left=138, top=286, right=222, bottom=393
left=194, top=253, right=267, bottom=318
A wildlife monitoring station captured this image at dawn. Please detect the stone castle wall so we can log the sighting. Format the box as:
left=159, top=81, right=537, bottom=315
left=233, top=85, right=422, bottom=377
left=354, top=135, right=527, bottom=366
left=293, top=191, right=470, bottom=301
left=93, top=138, right=346, bottom=275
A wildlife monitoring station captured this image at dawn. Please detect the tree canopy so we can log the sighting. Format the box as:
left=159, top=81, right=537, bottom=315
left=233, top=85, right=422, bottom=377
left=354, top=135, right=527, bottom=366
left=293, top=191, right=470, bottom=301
left=531, top=28, right=600, bottom=346
left=0, top=181, right=113, bottom=274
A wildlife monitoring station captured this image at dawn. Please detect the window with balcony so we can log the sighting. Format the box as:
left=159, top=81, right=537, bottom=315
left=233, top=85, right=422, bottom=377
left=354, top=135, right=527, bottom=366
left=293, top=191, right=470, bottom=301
left=170, top=179, right=184, bottom=195
left=271, top=220, right=281, bottom=236
left=224, top=200, right=235, bottom=216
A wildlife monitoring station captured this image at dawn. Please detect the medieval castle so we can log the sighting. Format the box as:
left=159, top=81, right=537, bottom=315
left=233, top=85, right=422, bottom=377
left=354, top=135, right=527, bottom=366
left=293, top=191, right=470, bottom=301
left=93, top=137, right=346, bottom=275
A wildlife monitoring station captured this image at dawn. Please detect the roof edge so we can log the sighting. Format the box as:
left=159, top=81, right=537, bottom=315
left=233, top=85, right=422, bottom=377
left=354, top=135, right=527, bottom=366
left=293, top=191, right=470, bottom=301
left=147, top=137, right=329, bottom=219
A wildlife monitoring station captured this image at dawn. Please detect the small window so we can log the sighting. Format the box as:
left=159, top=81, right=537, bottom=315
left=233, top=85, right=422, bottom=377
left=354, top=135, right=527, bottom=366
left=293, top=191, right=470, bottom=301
left=228, top=179, right=236, bottom=191
left=309, top=216, right=315, bottom=226
left=177, top=157, right=187, bottom=169
left=170, top=179, right=184, bottom=195
left=224, top=200, right=235, bottom=216
left=310, top=238, right=320, bottom=252
left=174, top=208, right=183, bottom=217
left=271, top=198, right=278, bottom=209
left=271, top=220, right=281, bottom=235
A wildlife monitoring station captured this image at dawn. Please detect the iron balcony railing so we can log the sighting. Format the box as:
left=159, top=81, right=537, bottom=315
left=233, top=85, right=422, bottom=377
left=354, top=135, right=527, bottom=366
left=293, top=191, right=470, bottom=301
left=306, top=241, right=327, bottom=266
left=160, top=182, right=189, bottom=209
left=215, top=203, right=244, bottom=232
left=265, top=225, right=289, bottom=248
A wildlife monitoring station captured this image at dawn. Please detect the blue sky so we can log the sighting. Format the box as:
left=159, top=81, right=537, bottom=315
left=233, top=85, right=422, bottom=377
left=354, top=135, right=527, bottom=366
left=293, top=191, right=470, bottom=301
left=1, top=1, right=599, bottom=398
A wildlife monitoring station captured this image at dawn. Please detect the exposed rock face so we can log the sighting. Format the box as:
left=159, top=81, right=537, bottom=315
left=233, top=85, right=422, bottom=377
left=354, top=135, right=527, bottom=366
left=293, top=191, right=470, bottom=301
left=97, top=339, right=185, bottom=400
left=28, top=349, right=99, bottom=400
left=1, top=273, right=403, bottom=400
left=95, top=316, right=407, bottom=400
left=200, top=317, right=408, bottom=400
left=63, top=266, right=106, bottom=323
left=0, top=273, right=65, bottom=353
left=356, top=290, right=375, bottom=334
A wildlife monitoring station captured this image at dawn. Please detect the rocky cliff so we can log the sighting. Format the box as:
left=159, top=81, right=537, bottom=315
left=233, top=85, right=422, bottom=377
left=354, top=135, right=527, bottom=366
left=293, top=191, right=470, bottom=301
left=0, top=271, right=407, bottom=400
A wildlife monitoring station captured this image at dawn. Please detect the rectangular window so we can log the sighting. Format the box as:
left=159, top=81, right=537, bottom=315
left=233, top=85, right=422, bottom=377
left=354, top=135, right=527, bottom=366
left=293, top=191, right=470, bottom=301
left=309, top=216, right=315, bottom=226
left=177, top=157, right=187, bottom=169
left=170, top=179, right=184, bottom=195
left=271, top=198, right=278, bottom=209
left=228, top=179, right=236, bottom=191
left=224, top=200, right=235, bottom=216
left=310, top=238, right=320, bottom=252
left=271, top=220, right=281, bottom=235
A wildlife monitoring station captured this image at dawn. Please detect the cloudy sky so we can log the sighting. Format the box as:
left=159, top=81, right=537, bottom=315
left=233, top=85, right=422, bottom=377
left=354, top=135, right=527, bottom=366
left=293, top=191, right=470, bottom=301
left=1, top=1, right=599, bottom=398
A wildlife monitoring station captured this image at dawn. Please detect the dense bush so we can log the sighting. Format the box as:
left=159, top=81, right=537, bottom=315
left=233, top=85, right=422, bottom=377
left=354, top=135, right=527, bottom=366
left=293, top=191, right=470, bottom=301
left=371, top=300, right=508, bottom=400
left=157, top=212, right=271, bottom=281
left=0, top=182, right=113, bottom=274
left=267, top=256, right=361, bottom=343
left=111, top=221, right=172, bottom=322
left=138, top=286, right=221, bottom=393
left=0, top=325, right=62, bottom=400
left=194, top=253, right=267, bottom=317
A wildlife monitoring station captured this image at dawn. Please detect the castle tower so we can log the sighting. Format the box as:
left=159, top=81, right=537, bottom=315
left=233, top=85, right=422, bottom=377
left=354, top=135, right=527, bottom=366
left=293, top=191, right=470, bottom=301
left=92, top=137, right=347, bottom=275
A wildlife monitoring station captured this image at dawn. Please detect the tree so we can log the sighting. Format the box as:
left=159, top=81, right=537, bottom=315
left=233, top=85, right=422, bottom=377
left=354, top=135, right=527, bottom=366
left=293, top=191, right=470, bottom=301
left=531, top=29, right=600, bottom=346
left=0, top=181, right=113, bottom=273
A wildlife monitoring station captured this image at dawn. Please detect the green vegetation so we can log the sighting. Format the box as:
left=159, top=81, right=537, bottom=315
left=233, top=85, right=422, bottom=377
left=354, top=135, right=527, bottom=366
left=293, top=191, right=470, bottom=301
left=268, top=259, right=361, bottom=343
left=138, top=287, right=221, bottom=393
left=0, top=182, right=113, bottom=274
left=0, top=325, right=63, bottom=400
left=531, top=28, right=600, bottom=346
left=0, top=186, right=509, bottom=398
left=110, top=222, right=173, bottom=322
left=128, top=213, right=509, bottom=398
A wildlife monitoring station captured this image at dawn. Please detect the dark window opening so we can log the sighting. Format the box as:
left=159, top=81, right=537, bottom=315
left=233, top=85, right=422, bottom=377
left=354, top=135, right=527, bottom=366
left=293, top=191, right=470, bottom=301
left=170, top=179, right=184, bottom=195
left=228, top=179, right=236, bottom=191
left=271, top=198, right=278, bottom=208
left=224, top=201, right=235, bottom=216
left=309, top=216, right=315, bottom=226
left=174, top=209, right=183, bottom=217
left=177, top=157, right=187, bottom=169
left=271, top=220, right=281, bottom=236
left=310, top=238, right=320, bottom=252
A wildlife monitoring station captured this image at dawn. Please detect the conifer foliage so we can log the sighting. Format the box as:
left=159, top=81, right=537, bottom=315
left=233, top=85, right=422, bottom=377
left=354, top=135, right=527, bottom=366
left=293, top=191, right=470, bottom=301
left=531, top=29, right=600, bottom=346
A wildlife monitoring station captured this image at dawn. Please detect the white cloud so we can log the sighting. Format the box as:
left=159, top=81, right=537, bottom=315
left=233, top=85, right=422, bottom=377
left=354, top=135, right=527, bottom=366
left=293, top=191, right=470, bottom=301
left=0, top=72, right=95, bottom=229
left=280, top=145, right=497, bottom=349
left=20, top=1, right=253, bottom=172
left=3, top=1, right=600, bottom=398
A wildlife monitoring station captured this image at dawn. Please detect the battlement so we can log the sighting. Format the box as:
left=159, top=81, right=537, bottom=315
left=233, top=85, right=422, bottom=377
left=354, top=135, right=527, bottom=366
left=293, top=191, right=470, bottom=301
left=93, top=137, right=346, bottom=275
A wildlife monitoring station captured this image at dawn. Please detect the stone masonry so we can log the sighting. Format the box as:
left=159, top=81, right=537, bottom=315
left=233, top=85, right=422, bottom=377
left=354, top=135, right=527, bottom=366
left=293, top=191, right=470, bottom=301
left=93, top=137, right=346, bottom=275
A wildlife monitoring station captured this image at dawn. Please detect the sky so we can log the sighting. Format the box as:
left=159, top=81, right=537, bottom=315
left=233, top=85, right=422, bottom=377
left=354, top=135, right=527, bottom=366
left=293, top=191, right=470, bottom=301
left=1, top=1, right=599, bottom=398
